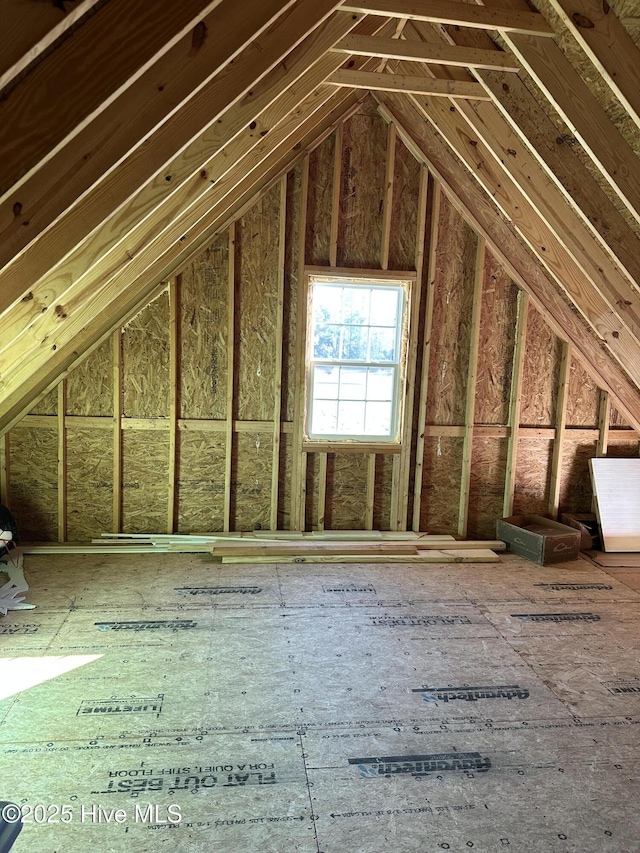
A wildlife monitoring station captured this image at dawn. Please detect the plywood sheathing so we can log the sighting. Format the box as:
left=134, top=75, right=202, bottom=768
left=233, top=433, right=274, bottom=532
left=475, top=251, right=518, bottom=426
left=122, top=291, right=170, bottom=419
left=325, top=453, right=369, bottom=530
left=176, top=430, right=226, bottom=534
left=513, top=438, right=554, bottom=516
left=8, top=427, right=58, bottom=540
left=425, top=194, right=476, bottom=426
left=388, top=136, right=421, bottom=271
left=179, top=234, right=229, bottom=420
left=121, top=431, right=170, bottom=535
left=66, top=338, right=113, bottom=417
left=558, top=438, right=598, bottom=514
left=282, top=165, right=303, bottom=424
left=29, top=387, right=57, bottom=417
left=337, top=100, right=387, bottom=268
left=566, top=357, right=599, bottom=427
left=66, top=428, right=113, bottom=542
left=468, top=437, right=509, bottom=540
left=306, top=132, right=335, bottom=266
left=419, top=436, right=464, bottom=534
left=235, top=184, right=281, bottom=423
left=520, top=304, right=562, bottom=427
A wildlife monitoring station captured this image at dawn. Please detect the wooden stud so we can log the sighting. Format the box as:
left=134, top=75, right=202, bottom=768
left=112, top=329, right=123, bottom=533
left=224, top=224, right=236, bottom=533
left=503, top=289, right=529, bottom=518
left=596, top=390, right=611, bottom=458
left=291, top=155, right=310, bottom=531
left=57, top=380, right=67, bottom=543
left=393, top=161, right=428, bottom=530
left=548, top=341, right=571, bottom=518
left=458, top=237, right=485, bottom=537
left=412, top=178, right=440, bottom=532
left=365, top=453, right=376, bottom=530
left=167, top=277, right=179, bottom=534
left=270, top=176, right=287, bottom=530
left=329, top=124, right=343, bottom=269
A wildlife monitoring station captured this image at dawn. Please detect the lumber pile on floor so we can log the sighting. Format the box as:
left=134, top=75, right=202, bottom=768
left=22, top=531, right=504, bottom=563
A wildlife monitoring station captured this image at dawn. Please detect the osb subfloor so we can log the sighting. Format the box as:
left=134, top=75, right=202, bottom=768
left=2, top=552, right=640, bottom=852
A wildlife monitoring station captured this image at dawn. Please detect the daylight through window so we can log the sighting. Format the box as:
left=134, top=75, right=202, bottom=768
left=306, top=273, right=409, bottom=443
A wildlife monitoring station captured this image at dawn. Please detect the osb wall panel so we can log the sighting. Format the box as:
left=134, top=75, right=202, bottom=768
left=610, top=403, right=630, bottom=428
left=283, top=165, right=302, bottom=423
left=475, top=251, right=518, bottom=425
left=373, top=453, right=393, bottom=531
left=388, top=137, right=421, bottom=271
left=66, top=428, right=113, bottom=541
left=121, top=431, right=170, bottom=534
left=232, top=432, right=273, bottom=531
left=605, top=440, right=640, bottom=458
left=278, top=433, right=293, bottom=530
left=306, top=133, right=335, bottom=267
left=513, top=438, right=553, bottom=515
left=122, top=291, right=170, bottom=419
left=337, top=102, right=387, bottom=268
left=66, top=338, right=113, bottom=417
left=235, top=184, right=280, bottom=422
left=566, top=356, right=599, bottom=427
left=325, top=453, right=368, bottom=530
left=9, top=427, right=58, bottom=540
left=520, top=305, right=561, bottom=427
left=419, top=436, right=463, bottom=534
left=179, top=234, right=229, bottom=420
left=468, top=437, right=508, bottom=539
left=425, top=195, right=477, bottom=426
left=176, top=430, right=225, bottom=533
left=29, top=388, right=57, bottom=417
left=558, top=439, right=597, bottom=515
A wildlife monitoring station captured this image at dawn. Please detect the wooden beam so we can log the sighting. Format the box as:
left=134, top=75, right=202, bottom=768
left=0, top=433, right=8, bottom=507
left=329, top=124, right=343, bottom=269
left=57, top=380, right=67, bottom=543
left=412, top=177, right=440, bottom=532
left=596, top=390, right=611, bottom=458
left=374, top=93, right=640, bottom=431
left=0, top=2, right=359, bottom=315
left=365, top=453, right=377, bottom=530
left=0, top=90, right=370, bottom=434
left=330, top=69, right=490, bottom=99
left=496, top=24, right=640, bottom=226
left=167, top=277, right=179, bottom=534
left=112, top=329, right=123, bottom=533
left=0, top=0, right=231, bottom=198
left=381, top=121, right=397, bottom=270
left=548, top=341, right=571, bottom=518
left=341, top=0, right=554, bottom=34
left=458, top=237, right=484, bottom=537
left=317, top=453, right=328, bottom=531
left=503, top=289, right=528, bottom=518
left=292, top=156, right=310, bottom=531
left=270, top=176, right=287, bottom=531
left=0, top=0, right=102, bottom=93
left=393, top=162, right=428, bottom=530
left=399, top=87, right=640, bottom=386
left=332, top=33, right=519, bottom=70
left=546, top=0, right=640, bottom=132
left=224, top=225, right=236, bottom=533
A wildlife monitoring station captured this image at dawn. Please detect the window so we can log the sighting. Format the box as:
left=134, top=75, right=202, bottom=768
left=305, top=271, right=411, bottom=444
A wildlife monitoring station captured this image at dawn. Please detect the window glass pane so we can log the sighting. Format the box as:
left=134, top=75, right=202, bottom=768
left=342, top=287, right=369, bottom=325
left=366, top=367, right=394, bottom=401
left=314, top=365, right=339, bottom=399
left=341, top=324, right=368, bottom=361
left=337, top=400, right=365, bottom=434
left=313, top=324, right=341, bottom=359
left=338, top=366, right=367, bottom=400
left=369, top=326, right=397, bottom=362
left=312, top=400, right=338, bottom=434
left=364, top=401, right=392, bottom=435
left=313, top=284, right=342, bottom=323
left=369, top=289, right=399, bottom=327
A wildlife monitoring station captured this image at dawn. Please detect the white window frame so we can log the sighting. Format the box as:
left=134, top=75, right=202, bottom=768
left=303, top=267, right=414, bottom=447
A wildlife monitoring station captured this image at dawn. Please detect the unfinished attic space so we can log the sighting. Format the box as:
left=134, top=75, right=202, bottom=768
left=2, top=1, right=640, bottom=851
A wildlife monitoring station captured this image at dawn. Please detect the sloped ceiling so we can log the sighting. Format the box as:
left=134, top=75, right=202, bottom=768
left=1, top=0, right=639, bottom=434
